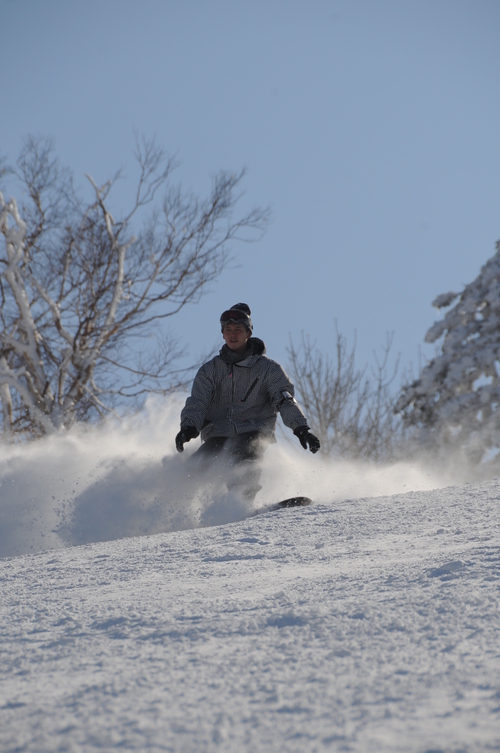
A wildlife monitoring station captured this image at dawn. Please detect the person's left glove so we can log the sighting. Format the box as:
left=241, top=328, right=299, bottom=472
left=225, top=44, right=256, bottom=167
left=175, top=424, right=200, bottom=452
left=293, top=426, right=321, bottom=454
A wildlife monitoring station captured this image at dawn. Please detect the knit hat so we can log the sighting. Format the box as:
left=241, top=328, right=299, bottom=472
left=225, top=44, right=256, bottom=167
left=220, top=302, right=253, bottom=333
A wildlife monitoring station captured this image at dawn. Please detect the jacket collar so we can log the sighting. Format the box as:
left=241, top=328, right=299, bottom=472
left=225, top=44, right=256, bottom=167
left=219, top=337, right=266, bottom=366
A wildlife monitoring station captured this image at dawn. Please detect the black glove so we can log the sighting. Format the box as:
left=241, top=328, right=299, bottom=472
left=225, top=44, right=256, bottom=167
left=175, top=424, right=199, bottom=452
left=294, top=426, right=321, bottom=454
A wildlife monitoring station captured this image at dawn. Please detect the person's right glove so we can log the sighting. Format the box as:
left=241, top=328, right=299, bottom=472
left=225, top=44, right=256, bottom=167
left=175, top=424, right=200, bottom=452
left=293, top=426, right=321, bottom=454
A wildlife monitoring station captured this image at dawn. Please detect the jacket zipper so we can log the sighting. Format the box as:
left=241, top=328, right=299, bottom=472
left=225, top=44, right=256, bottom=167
left=229, top=365, right=235, bottom=422
left=240, top=377, right=260, bottom=402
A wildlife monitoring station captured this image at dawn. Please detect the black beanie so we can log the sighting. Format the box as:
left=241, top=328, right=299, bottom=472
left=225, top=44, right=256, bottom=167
left=220, top=303, right=253, bottom=333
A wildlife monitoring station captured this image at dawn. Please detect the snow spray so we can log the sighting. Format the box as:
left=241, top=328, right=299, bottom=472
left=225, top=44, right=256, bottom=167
left=0, top=396, right=482, bottom=558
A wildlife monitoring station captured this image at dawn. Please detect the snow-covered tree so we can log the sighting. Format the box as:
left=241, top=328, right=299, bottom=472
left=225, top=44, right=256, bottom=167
left=396, top=241, right=500, bottom=463
left=0, top=137, right=268, bottom=440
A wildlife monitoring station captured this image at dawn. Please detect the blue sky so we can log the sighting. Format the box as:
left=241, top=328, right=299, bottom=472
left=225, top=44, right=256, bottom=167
left=2, top=0, right=500, bottom=386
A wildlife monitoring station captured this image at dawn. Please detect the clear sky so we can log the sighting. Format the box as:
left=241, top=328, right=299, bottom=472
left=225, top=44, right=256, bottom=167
left=2, top=0, right=500, bottom=385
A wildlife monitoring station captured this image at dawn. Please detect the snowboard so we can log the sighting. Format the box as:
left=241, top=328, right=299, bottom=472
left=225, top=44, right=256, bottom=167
left=275, top=496, right=312, bottom=509
left=252, top=496, right=313, bottom=516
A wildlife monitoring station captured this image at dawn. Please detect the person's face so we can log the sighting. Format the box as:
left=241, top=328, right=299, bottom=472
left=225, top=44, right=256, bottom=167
left=222, top=323, right=250, bottom=353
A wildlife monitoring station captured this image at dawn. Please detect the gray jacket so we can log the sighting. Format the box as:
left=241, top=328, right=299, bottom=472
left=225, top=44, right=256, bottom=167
left=180, top=339, right=309, bottom=441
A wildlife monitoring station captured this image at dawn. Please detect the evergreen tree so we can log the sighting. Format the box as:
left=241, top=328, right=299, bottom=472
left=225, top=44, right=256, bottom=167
left=396, top=240, right=500, bottom=463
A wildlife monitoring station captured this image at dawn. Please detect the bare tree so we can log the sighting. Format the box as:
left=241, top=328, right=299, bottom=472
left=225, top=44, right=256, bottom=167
left=287, top=330, right=406, bottom=462
left=0, top=136, right=269, bottom=440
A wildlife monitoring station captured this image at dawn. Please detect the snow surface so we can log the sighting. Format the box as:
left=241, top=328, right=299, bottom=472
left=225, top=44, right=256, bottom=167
left=1, top=400, right=500, bottom=752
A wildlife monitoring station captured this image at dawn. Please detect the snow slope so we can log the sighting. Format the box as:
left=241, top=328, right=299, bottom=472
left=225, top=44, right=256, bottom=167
left=1, top=466, right=500, bottom=752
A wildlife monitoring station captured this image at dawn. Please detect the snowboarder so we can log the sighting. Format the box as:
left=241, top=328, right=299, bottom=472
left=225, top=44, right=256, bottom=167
left=175, top=303, right=320, bottom=502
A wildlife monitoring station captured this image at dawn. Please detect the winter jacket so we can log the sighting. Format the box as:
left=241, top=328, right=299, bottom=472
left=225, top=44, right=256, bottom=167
left=180, top=338, right=309, bottom=442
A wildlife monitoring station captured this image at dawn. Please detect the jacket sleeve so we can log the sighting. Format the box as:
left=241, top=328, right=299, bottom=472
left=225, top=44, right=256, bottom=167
left=180, top=363, right=215, bottom=431
left=267, top=362, right=309, bottom=432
